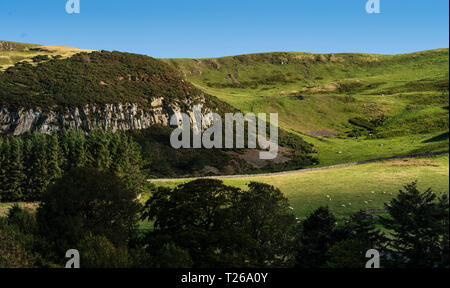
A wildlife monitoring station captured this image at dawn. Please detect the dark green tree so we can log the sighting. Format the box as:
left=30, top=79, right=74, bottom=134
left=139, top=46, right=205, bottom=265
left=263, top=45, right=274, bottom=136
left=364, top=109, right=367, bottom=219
left=86, top=131, right=112, bottom=170
left=380, top=182, right=449, bottom=268
left=325, top=239, right=372, bottom=268
left=24, top=133, right=49, bottom=201
left=3, top=138, right=26, bottom=201
left=295, top=207, right=336, bottom=268
left=0, top=138, right=8, bottom=201
left=347, top=210, right=384, bottom=247
left=141, top=179, right=299, bottom=268
left=141, top=179, right=243, bottom=267
left=77, top=233, right=131, bottom=268
left=234, top=182, right=298, bottom=266
left=46, top=133, right=63, bottom=183
left=36, top=167, right=141, bottom=260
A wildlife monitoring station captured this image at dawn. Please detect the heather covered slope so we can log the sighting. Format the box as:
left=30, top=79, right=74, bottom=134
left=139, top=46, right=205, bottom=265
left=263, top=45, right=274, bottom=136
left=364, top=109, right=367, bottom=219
left=0, top=50, right=227, bottom=111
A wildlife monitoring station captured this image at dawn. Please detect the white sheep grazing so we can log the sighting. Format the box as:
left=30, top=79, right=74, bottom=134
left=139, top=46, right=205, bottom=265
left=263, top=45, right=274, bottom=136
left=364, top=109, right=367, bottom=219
left=364, top=201, right=368, bottom=204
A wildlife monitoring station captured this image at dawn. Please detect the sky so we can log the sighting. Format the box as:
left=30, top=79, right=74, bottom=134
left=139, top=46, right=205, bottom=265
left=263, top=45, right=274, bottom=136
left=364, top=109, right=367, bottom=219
left=0, top=0, right=448, bottom=58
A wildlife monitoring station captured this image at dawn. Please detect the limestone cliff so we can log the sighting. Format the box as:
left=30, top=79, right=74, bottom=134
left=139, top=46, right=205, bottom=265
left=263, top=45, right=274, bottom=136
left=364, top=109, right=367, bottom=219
left=0, top=96, right=213, bottom=135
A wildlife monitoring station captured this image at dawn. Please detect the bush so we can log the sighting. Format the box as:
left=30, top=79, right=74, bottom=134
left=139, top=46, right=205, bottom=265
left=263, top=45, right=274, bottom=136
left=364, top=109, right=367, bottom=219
left=77, top=234, right=131, bottom=268
left=325, top=239, right=372, bottom=268
left=7, top=204, right=38, bottom=234
left=0, top=218, right=39, bottom=268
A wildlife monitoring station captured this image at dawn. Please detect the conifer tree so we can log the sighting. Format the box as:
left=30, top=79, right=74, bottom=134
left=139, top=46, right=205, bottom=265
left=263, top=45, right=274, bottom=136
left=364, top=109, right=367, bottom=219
left=47, top=133, right=63, bottom=184
left=0, top=138, right=8, bottom=200
left=87, top=131, right=112, bottom=170
left=4, top=138, right=26, bottom=201
left=380, top=182, right=449, bottom=268
left=24, top=133, right=49, bottom=201
left=72, top=131, right=88, bottom=168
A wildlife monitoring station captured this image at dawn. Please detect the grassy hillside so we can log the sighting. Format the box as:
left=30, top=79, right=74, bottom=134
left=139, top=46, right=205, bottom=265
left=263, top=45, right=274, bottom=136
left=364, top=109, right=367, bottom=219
left=164, top=49, right=449, bottom=165
left=152, top=154, right=449, bottom=219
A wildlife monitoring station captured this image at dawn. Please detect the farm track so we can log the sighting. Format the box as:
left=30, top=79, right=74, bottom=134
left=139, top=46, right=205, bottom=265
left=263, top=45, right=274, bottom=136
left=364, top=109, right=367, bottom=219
left=149, top=150, right=449, bottom=182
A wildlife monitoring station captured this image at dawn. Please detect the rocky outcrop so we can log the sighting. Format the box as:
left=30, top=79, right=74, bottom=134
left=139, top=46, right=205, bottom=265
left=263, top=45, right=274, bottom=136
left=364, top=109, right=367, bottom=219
left=0, top=97, right=213, bottom=135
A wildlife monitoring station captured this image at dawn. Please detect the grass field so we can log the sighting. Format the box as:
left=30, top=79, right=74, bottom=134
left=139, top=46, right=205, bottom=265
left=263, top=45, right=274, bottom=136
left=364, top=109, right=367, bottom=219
left=2, top=154, right=447, bottom=227
left=151, top=154, right=449, bottom=220
left=298, top=131, right=449, bottom=166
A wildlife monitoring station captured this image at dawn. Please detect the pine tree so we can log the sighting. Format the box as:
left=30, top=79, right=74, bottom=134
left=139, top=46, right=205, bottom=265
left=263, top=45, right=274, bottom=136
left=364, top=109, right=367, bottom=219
left=347, top=210, right=384, bottom=247
left=0, top=138, right=8, bottom=201
left=23, top=134, right=49, bottom=201
left=47, top=133, right=63, bottom=185
left=117, top=135, right=146, bottom=195
left=58, top=129, right=70, bottom=170
left=87, top=131, right=112, bottom=170
left=72, top=131, right=88, bottom=168
left=380, top=182, right=449, bottom=268
left=4, top=138, right=26, bottom=201
left=295, top=207, right=337, bottom=268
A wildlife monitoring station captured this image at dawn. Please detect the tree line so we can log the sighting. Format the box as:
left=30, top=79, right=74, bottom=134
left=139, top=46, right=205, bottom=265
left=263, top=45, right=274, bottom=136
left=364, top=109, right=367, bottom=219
left=1, top=170, right=448, bottom=268
left=0, top=130, right=145, bottom=202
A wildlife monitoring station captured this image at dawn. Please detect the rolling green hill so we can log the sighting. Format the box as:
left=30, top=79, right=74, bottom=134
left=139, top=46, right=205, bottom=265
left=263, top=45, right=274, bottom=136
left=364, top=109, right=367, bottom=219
left=163, top=49, right=448, bottom=135
left=164, top=49, right=449, bottom=165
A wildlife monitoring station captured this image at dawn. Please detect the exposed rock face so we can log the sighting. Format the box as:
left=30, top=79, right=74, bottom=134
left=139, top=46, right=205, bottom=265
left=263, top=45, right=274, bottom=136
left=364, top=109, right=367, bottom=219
left=0, top=97, right=212, bottom=135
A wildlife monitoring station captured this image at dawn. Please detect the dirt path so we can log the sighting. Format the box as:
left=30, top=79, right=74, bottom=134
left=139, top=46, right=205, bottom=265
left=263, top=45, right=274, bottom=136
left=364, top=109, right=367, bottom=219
left=149, top=151, right=449, bottom=182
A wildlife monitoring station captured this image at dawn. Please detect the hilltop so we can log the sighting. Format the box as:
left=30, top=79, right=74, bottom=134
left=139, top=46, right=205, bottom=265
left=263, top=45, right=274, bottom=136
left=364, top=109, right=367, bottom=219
left=163, top=49, right=449, bottom=136
left=0, top=40, right=91, bottom=71
left=0, top=49, right=227, bottom=111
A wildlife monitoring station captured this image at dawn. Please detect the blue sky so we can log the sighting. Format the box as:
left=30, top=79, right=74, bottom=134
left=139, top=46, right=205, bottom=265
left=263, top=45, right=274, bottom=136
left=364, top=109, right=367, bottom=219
left=0, top=0, right=448, bottom=58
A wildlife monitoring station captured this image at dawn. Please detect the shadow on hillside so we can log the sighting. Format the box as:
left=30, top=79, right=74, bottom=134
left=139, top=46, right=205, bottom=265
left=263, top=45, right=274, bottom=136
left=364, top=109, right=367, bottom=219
left=422, top=132, right=449, bottom=143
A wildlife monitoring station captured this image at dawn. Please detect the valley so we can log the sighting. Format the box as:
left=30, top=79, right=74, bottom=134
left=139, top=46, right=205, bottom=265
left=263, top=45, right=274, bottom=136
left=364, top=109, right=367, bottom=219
left=1, top=40, right=448, bottom=219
